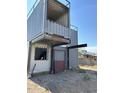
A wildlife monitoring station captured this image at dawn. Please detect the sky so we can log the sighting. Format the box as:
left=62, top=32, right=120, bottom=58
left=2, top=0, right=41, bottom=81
left=27, top=0, right=97, bottom=52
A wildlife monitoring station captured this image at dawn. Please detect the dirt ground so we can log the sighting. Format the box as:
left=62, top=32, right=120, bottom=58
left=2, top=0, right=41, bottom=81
left=79, top=65, right=97, bottom=71
left=27, top=70, right=97, bottom=93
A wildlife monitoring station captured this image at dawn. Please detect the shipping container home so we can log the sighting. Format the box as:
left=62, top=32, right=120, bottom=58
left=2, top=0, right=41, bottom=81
left=27, top=0, right=79, bottom=76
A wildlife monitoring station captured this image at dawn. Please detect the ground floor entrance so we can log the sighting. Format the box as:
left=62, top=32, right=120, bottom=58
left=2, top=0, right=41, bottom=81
left=54, top=49, right=65, bottom=73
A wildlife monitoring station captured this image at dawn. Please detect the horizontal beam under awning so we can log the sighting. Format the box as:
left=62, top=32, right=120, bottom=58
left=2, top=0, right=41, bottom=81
left=68, top=44, right=87, bottom=49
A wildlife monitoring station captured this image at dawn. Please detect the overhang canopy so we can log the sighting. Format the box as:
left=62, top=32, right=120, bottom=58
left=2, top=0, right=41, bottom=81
left=31, top=32, right=70, bottom=46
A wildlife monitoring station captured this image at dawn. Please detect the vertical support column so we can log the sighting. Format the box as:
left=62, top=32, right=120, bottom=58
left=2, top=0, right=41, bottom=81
left=48, top=44, right=51, bottom=73
left=68, top=1, right=71, bottom=28
left=50, top=45, right=55, bottom=74
left=53, top=46, right=55, bottom=74
left=27, top=41, right=32, bottom=75
left=42, top=0, right=48, bottom=33
left=67, top=47, right=69, bottom=70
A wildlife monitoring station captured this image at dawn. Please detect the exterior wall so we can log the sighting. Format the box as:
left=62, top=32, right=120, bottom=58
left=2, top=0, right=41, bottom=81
left=69, top=29, right=78, bottom=69
left=46, top=20, right=70, bottom=38
left=27, top=0, right=45, bottom=41
left=29, top=43, right=51, bottom=73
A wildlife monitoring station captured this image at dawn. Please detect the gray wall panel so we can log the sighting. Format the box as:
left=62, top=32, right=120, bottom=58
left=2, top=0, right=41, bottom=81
left=69, top=30, right=78, bottom=69
left=27, top=0, right=44, bottom=41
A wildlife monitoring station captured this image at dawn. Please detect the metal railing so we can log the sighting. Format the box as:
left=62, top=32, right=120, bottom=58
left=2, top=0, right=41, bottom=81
left=57, top=0, right=70, bottom=7
left=70, top=25, right=78, bottom=31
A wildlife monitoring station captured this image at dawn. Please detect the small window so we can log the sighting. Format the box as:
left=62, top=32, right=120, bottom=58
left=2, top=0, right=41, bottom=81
left=35, top=48, right=47, bottom=60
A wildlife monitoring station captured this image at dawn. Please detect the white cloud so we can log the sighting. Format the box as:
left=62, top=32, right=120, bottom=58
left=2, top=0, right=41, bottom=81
left=85, top=46, right=97, bottom=53
left=79, top=46, right=97, bottom=54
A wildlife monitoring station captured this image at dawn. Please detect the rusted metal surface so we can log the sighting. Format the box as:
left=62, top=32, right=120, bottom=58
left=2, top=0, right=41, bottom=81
left=54, top=49, right=65, bottom=73
left=55, top=61, right=65, bottom=73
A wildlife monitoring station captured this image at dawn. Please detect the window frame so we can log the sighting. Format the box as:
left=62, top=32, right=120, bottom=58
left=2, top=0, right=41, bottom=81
left=34, top=47, right=47, bottom=60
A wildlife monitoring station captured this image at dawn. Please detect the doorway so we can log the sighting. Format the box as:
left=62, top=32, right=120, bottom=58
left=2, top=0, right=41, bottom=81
left=54, top=49, right=65, bottom=73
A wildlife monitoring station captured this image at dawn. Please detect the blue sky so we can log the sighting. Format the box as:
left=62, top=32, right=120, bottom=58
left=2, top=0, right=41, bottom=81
left=27, top=0, right=97, bottom=47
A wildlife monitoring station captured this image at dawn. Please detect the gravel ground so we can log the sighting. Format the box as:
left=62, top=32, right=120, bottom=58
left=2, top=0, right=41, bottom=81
left=27, top=70, right=97, bottom=93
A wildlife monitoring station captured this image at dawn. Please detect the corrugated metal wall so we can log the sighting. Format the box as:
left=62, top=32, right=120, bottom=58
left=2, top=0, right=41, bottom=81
left=69, top=30, right=78, bottom=69
left=27, top=0, right=45, bottom=41
left=46, top=20, right=69, bottom=38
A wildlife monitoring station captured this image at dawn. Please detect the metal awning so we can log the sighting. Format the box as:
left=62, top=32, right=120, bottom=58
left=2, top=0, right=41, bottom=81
left=31, top=32, right=70, bottom=46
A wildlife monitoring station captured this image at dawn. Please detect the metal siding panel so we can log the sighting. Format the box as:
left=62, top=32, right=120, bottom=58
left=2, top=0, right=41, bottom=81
left=69, top=30, right=78, bottom=68
left=46, top=19, right=70, bottom=38
left=51, top=21, right=53, bottom=34
left=55, top=50, right=64, bottom=61
left=27, top=0, right=44, bottom=41
left=69, top=48, right=78, bottom=68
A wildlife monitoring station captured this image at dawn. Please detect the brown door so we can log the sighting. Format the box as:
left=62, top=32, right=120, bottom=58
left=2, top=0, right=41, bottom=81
left=54, top=50, right=65, bottom=73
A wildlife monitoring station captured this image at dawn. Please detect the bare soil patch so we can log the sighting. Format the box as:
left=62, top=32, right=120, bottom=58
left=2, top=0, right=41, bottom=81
left=28, top=70, right=97, bottom=93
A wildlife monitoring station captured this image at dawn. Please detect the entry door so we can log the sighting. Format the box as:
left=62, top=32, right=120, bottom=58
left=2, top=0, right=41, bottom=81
left=54, top=50, right=65, bottom=73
